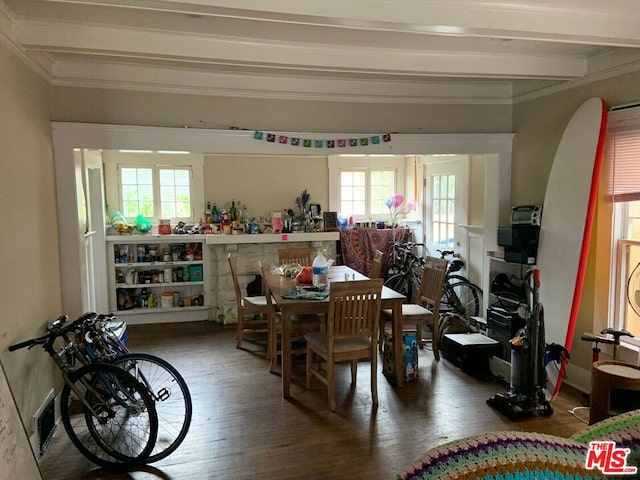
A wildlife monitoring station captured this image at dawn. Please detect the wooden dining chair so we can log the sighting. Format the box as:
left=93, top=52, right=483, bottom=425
left=369, top=249, right=384, bottom=279
left=380, top=263, right=447, bottom=360
left=305, top=279, right=383, bottom=411
left=278, top=247, right=313, bottom=266
left=228, top=253, right=270, bottom=350
left=261, top=266, right=323, bottom=373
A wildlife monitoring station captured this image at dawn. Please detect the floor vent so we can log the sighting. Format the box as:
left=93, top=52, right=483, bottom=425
left=37, top=397, right=56, bottom=456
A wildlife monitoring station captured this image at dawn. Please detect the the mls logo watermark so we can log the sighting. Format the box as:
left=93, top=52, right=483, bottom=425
left=586, top=441, right=638, bottom=475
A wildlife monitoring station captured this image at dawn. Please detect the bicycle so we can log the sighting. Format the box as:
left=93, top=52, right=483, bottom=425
left=437, top=249, right=483, bottom=321
left=383, top=242, right=425, bottom=302
left=9, top=312, right=158, bottom=469
left=76, top=313, right=192, bottom=463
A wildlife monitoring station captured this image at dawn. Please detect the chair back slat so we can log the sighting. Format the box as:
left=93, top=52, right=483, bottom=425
left=278, top=247, right=313, bottom=266
left=328, top=280, right=383, bottom=339
left=418, top=265, right=446, bottom=315
left=369, top=249, right=384, bottom=279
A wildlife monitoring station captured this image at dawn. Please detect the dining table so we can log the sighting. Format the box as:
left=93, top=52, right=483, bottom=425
left=263, top=264, right=407, bottom=398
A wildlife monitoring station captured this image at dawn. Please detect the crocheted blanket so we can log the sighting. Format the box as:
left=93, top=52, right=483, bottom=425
left=399, top=409, right=640, bottom=480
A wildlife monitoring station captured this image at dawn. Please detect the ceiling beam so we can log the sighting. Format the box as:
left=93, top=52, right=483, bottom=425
left=15, top=19, right=587, bottom=79
left=44, top=0, right=640, bottom=47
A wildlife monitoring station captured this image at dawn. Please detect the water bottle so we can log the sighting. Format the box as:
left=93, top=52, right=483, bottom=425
left=312, top=249, right=328, bottom=288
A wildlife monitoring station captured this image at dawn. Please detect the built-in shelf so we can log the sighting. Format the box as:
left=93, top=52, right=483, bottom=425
left=116, top=281, right=204, bottom=289
left=107, top=236, right=210, bottom=324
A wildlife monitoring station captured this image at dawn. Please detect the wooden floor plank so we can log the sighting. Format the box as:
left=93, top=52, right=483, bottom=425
left=38, top=322, right=586, bottom=479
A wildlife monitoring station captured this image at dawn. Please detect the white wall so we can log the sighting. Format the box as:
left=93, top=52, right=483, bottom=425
left=0, top=41, right=61, bottom=452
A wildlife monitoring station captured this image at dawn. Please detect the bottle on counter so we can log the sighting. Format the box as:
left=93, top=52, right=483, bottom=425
left=230, top=199, right=238, bottom=222
left=236, top=200, right=245, bottom=232
left=211, top=203, right=220, bottom=224
left=205, top=201, right=212, bottom=224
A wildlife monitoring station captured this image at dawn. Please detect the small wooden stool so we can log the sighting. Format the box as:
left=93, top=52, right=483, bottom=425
left=589, top=360, right=640, bottom=425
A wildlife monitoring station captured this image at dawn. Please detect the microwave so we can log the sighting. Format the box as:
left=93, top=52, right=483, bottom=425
left=510, top=205, right=542, bottom=226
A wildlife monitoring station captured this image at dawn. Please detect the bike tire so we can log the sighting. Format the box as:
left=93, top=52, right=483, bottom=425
left=111, top=353, right=192, bottom=463
left=384, top=272, right=413, bottom=301
left=441, top=280, right=481, bottom=320
left=60, top=363, right=158, bottom=469
left=446, top=274, right=474, bottom=285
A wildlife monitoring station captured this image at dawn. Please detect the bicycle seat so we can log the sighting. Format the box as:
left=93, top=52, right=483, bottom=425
left=449, top=259, right=464, bottom=273
left=600, top=327, right=634, bottom=344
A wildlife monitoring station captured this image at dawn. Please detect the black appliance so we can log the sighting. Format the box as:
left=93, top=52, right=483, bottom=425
left=497, top=224, right=540, bottom=264
left=487, top=305, right=526, bottom=361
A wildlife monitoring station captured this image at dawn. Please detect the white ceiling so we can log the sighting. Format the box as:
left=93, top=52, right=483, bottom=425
left=2, top=0, right=640, bottom=104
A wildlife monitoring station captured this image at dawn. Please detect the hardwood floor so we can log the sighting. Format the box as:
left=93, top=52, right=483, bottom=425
left=39, top=322, right=587, bottom=480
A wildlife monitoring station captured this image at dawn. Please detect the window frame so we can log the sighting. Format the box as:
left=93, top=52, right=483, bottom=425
left=103, top=151, right=204, bottom=224
left=328, top=155, right=407, bottom=221
left=600, top=108, right=640, bottom=349
left=611, top=206, right=640, bottom=346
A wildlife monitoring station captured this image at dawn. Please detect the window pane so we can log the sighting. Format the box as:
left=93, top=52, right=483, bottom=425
left=353, top=201, right=366, bottom=215
left=175, top=170, right=190, bottom=186
left=122, top=201, right=138, bottom=217
left=431, top=174, right=456, bottom=246
left=159, top=169, right=174, bottom=185
left=122, top=185, right=138, bottom=202
left=160, top=185, right=175, bottom=201
left=161, top=202, right=176, bottom=218
left=120, top=167, right=154, bottom=217
left=139, top=185, right=153, bottom=202
left=158, top=168, right=191, bottom=219
left=370, top=169, right=395, bottom=217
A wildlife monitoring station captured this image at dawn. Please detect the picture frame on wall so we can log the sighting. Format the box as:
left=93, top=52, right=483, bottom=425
left=310, top=204, right=321, bottom=217
left=323, top=211, right=338, bottom=231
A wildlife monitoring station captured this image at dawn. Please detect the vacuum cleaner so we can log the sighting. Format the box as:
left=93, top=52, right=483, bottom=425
left=487, top=268, right=554, bottom=419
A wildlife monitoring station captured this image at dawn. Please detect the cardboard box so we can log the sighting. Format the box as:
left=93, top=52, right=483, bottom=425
left=382, top=331, right=418, bottom=383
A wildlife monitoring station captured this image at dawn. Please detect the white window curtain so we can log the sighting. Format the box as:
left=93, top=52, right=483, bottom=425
left=606, top=105, right=640, bottom=202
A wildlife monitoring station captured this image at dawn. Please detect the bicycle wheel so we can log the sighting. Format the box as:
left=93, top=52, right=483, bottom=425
left=384, top=272, right=412, bottom=301
left=60, top=363, right=158, bottom=469
left=111, top=353, right=192, bottom=462
left=441, top=280, right=481, bottom=321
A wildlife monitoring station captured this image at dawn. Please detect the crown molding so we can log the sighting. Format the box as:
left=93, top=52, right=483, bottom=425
left=0, top=1, right=52, bottom=80
left=51, top=58, right=514, bottom=104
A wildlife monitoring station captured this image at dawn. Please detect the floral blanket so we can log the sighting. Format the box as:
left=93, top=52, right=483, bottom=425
left=340, top=227, right=409, bottom=277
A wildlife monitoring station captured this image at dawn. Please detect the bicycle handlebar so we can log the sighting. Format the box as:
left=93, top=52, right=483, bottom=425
left=9, top=312, right=97, bottom=352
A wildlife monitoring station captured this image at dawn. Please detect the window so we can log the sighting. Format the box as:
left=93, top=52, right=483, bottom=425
left=339, top=169, right=395, bottom=218
left=159, top=168, right=192, bottom=218
left=431, top=174, right=456, bottom=247
left=606, top=107, right=640, bottom=341
left=119, top=166, right=192, bottom=220
left=121, top=167, right=154, bottom=217
left=328, top=156, right=405, bottom=221
left=104, top=152, right=204, bottom=224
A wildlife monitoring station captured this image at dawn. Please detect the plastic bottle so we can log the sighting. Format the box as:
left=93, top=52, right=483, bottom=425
left=312, top=249, right=328, bottom=288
